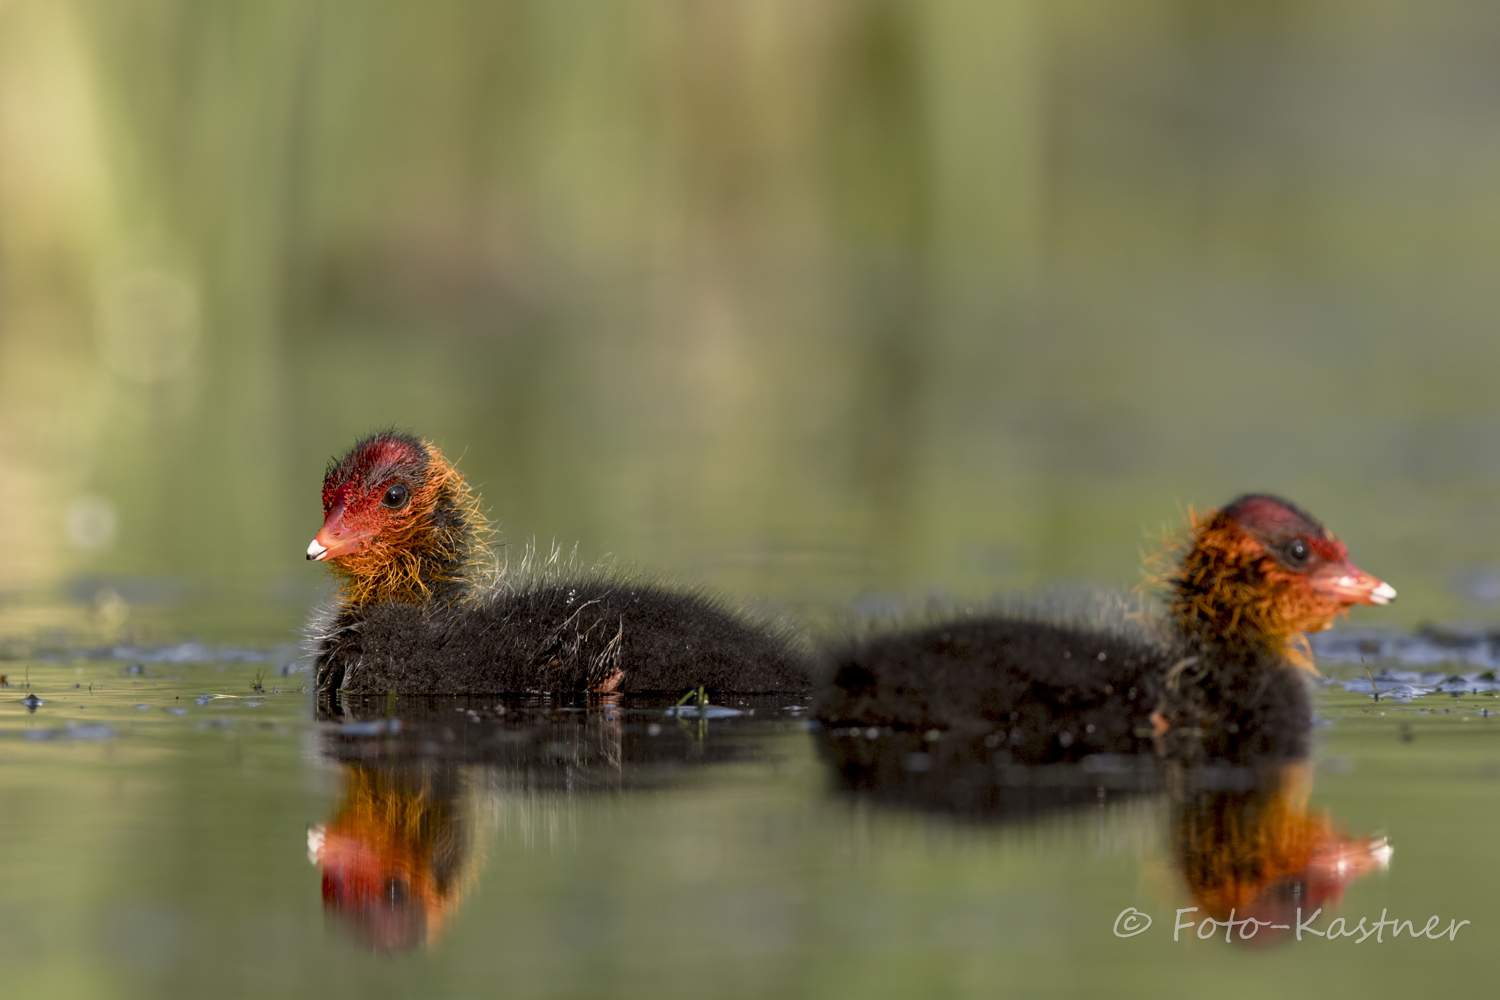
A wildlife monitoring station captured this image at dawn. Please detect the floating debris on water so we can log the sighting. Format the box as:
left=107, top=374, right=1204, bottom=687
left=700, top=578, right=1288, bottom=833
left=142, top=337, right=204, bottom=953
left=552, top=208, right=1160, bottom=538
left=662, top=704, right=744, bottom=719
left=1314, top=627, right=1500, bottom=671
left=1339, top=668, right=1500, bottom=701
left=20, top=722, right=113, bottom=741
left=20, top=694, right=44, bottom=711
left=109, top=642, right=277, bottom=664
left=336, top=719, right=402, bottom=736
left=195, top=695, right=213, bottom=706
left=902, top=752, right=933, bottom=773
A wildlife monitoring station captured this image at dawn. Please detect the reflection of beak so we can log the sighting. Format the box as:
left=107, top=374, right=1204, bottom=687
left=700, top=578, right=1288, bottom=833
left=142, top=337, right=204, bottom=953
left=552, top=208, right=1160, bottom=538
left=1311, top=835, right=1392, bottom=885
left=306, top=505, right=370, bottom=562
left=307, top=825, right=327, bottom=863
left=1310, top=562, right=1397, bottom=606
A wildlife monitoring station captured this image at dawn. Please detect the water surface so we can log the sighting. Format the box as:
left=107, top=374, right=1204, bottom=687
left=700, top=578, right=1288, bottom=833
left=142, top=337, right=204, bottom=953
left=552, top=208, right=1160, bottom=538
left=4, top=3, right=1500, bottom=996
left=2, top=636, right=1497, bottom=999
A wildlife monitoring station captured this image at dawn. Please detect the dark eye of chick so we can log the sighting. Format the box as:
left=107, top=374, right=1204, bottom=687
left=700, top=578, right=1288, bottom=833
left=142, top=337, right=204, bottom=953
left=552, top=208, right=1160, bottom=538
left=1285, top=538, right=1310, bottom=565
left=381, top=483, right=410, bottom=509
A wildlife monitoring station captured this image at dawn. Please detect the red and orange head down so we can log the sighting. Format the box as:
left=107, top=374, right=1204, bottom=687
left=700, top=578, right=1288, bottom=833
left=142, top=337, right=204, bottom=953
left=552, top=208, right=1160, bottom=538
left=1176, top=762, right=1391, bottom=938
left=308, top=432, right=486, bottom=606
left=1167, top=494, right=1393, bottom=662
left=307, top=765, right=470, bottom=951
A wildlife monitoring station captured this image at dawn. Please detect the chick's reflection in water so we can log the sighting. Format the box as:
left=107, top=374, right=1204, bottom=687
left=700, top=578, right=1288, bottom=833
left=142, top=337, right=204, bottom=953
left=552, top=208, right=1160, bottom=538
left=1174, top=762, right=1391, bottom=940
left=309, top=695, right=782, bottom=950
left=308, top=763, right=477, bottom=952
left=820, top=734, right=1389, bottom=945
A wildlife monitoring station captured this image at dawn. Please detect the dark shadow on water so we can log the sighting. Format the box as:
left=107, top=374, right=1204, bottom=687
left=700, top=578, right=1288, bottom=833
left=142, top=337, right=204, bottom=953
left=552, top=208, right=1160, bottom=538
left=816, top=726, right=1162, bottom=820
left=310, top=693, right=799, bottom=951
left=307, top=699, right=1393, bottom=953
left=317, top=692, right=795, bottom=786
left=816, top=730, right=1391, bottom=946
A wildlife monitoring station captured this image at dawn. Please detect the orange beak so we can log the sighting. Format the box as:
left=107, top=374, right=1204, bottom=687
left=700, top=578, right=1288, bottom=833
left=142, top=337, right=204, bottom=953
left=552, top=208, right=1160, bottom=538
left=1309, top=562, right=1396, bottom=606
left=306, top=504, right=371, bottom=562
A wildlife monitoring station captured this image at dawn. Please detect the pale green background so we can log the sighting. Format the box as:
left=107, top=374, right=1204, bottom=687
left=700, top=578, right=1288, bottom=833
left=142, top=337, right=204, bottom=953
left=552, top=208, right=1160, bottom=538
left=1, top=2, right=1498, bottom=997
left=2, top=0, right=1496, bottom=640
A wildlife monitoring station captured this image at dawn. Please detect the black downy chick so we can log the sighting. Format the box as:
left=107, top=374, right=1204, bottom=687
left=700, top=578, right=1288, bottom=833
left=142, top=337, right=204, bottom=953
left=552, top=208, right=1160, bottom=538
left=815, top=496, right=1394, bottom=764
left=307, top=432, right=809, bottom=696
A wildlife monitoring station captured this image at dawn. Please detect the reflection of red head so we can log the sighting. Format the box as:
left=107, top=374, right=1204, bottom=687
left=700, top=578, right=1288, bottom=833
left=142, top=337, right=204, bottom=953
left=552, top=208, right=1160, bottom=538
left=307, top=766, right=468, bottom=951
left=1175, top=763, right=1390, bottom=944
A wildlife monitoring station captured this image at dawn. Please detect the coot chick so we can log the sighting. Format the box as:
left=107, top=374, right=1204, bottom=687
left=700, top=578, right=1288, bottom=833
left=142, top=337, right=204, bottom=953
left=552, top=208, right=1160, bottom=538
left=307, top=431, right=808, bottom=695
left=815, top=495, right=1394, bottom=763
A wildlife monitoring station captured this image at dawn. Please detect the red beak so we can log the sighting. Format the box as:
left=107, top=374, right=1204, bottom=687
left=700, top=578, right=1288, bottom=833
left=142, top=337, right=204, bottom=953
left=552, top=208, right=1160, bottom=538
left=306, top=504, right=371, bottom=562
left=1309, top=562, right=1396, bottom=606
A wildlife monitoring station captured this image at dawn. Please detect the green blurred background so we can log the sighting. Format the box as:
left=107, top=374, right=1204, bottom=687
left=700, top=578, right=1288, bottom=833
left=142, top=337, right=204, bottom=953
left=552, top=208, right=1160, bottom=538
left=6, top=7, right=1500, bottom=997
left=3, top=0, right=1497, bottom=644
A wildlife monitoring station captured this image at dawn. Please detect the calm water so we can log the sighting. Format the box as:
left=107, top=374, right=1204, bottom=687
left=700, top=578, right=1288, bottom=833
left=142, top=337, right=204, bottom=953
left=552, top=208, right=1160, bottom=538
left=1, top=632, right=1496, bottom=999
left=6, top=2, right=1500, bottom=996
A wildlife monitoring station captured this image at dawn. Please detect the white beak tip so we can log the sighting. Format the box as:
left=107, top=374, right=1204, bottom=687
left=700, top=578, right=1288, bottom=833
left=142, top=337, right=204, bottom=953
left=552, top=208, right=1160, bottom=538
left=306, top=538, right=328, bottom=561
left=1369, top=582, right=1397, bottom=605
